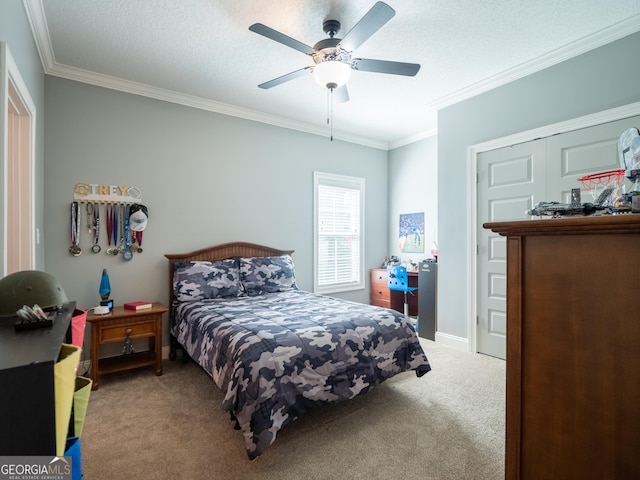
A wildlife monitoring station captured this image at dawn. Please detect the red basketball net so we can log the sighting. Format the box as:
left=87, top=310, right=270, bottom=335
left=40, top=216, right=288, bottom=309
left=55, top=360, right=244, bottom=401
left=577, top=169, right=625, bottom=201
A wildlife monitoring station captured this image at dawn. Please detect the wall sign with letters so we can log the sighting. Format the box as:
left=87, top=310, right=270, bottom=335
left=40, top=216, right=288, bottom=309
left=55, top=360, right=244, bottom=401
left=73, top=183, right=142, bottom=204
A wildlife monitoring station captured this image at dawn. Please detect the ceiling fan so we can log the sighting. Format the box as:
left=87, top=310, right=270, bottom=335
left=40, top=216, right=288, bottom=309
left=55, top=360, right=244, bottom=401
left=249, top=1, right=420, bottom=103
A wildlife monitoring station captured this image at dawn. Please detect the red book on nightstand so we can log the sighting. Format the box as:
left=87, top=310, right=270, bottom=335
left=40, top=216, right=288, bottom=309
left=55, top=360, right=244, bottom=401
left=124, top=301, right=153, bottom=311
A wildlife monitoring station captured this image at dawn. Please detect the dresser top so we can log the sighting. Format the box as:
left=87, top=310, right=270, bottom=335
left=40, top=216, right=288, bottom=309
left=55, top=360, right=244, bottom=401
left=484, top=214, right=640, bottom=236
left=0, top=302, right=74, bottom=370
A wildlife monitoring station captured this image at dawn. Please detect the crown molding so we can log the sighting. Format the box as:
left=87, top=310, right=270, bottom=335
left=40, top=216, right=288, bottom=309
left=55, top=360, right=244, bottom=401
left=22, top=0, right=388, bottom=150
left=389, top=128, right=438, bottom=150
left=24, top=0, right=640, bottom=150
left=47, top=62, right=389, bottom=149
left=469, top=101, right=640, bottom=155
left=429, top=14, right=640, bottom=110
left=23, top=0, right=55, bottom=70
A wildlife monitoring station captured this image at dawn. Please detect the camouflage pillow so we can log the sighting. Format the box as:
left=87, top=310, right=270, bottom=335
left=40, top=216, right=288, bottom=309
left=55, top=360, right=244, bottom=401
left=173, top=259, right=242, bottom=301
left=240, top=255, right=298, bottom=296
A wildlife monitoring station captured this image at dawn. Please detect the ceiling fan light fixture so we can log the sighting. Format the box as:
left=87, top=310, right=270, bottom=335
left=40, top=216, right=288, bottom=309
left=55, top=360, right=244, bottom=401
left=313, top=60, right=351, bottom=89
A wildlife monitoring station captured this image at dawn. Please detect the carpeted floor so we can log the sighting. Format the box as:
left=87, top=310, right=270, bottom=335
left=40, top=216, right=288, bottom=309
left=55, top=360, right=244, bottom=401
left=81, top=339, right=505, bottom=480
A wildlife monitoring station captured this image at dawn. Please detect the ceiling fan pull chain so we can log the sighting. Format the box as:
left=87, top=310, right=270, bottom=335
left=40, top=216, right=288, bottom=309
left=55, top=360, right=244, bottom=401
left=326, top=87, right=330, bottom=126
left=328, top=87, right=334, bottom=142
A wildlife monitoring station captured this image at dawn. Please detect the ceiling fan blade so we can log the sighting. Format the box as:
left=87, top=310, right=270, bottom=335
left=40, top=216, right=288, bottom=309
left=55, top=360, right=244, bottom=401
left=334, top=85, right=350, bottom=103
left=338, top=1, right=395, bottom=53
left=249, top=23, right=314, bottom=56
left=352, top=58, right=420, bottom=76
left=258, top=67, right=313, bottom=89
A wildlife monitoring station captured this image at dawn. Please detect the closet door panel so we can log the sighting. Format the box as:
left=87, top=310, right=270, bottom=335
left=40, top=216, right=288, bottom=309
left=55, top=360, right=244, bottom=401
left=545, top=116, right=640, bottom=203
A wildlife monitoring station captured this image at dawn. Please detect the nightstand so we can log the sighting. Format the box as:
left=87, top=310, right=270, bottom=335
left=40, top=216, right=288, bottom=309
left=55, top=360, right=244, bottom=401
left=86, top=303, right=167, bottom=390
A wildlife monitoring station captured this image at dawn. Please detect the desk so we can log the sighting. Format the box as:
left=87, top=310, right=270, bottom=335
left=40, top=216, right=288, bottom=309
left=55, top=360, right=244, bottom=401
left=370, top=268, right=418, bottom=317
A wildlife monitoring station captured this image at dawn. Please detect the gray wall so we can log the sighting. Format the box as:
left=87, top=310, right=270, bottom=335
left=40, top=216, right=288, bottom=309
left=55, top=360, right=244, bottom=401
left=388, top=136, right=438, bottom=265
left=437, top=31, right=640, bottom=342
left=43, top=77, right=390, bottom=346
left=5, top=0, right=639, bottom=354
left=0, top=0, right=46, bottom=270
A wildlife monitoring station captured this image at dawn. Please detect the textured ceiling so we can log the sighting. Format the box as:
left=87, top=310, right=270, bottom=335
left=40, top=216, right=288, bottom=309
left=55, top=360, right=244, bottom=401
left=24, top=0, right=640, bottom=149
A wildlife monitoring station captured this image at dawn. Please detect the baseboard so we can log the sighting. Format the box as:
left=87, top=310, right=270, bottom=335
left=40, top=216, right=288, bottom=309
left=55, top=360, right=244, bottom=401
left=78, top=359, right=91, bottom=377
left=434, top=331, right=470, bottom=352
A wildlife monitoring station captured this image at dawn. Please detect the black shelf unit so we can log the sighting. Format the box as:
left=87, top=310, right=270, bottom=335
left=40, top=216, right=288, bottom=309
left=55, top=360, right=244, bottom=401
left=418, top=262, right=437, bottom=340
left=0, top=302, right=74, bottom=455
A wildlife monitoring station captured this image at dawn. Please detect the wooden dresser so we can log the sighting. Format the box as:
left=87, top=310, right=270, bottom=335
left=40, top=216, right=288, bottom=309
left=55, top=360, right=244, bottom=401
left=370, top=268, right=419, bottom=316
left=484, top=215, right=640, bottom=480
left=370, top=268, right=391, bottom=310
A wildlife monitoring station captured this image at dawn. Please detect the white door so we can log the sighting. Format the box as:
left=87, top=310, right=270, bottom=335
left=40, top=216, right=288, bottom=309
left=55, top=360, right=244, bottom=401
left=6, top=78, right=35, bottom=274
left=477, top=140, right=546, bottom=359
left=476, top=115, right=640, bottom=359
left=2, top=44, right=36, bottom=275
left=545, top=119, right=635, bottom=205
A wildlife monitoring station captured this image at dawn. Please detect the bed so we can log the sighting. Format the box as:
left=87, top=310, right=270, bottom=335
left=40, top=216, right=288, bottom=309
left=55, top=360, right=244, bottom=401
left=165, top=242, right=431, bottom=459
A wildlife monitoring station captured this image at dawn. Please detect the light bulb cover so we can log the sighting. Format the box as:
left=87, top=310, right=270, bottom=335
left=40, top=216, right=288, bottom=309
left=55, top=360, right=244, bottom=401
left=313, top=61, right=351, bottom=89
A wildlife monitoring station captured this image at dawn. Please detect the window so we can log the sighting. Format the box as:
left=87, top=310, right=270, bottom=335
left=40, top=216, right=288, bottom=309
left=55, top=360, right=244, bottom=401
left=313, top=172, right=365, bottom=294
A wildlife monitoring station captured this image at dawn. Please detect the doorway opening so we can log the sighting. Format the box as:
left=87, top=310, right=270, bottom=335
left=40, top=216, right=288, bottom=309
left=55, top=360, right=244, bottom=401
left=1, top=43, right=36, bottom=276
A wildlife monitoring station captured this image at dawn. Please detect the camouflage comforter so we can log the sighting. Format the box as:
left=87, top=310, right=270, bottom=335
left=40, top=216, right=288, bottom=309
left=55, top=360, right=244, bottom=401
left=171, top=290, right=431, bottom=459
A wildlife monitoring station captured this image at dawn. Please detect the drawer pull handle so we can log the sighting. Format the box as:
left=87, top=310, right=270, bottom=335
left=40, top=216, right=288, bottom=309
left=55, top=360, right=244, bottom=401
left=125, top=328, right=132, bottom=337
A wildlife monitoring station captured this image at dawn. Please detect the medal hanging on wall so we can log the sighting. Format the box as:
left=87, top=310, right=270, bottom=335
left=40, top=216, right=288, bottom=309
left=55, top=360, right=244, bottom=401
left=106, top=203, right=119, bottom=256
left=90, top=202, right=101, bottom=253
left=86, top=202, right=93, bottom=235
left=112, top=204, right=120, bottom=255
left=122, top=204, right=133, bottom=261
left=117, top=204, right=125, bottom=255
left=105, top=203, right=113, bottom=255
left=69, top=201, right=82, bottom=256
left=129, top=204, right=148, bottom=254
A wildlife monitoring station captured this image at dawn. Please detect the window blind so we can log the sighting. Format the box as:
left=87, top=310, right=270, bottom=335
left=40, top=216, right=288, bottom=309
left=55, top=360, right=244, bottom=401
left=314, top=172, right=364, bottom=293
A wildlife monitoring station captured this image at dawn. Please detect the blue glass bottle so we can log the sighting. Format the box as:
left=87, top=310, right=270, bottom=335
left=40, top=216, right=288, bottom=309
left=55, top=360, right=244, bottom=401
left=99, top=269, right=111, bottom=301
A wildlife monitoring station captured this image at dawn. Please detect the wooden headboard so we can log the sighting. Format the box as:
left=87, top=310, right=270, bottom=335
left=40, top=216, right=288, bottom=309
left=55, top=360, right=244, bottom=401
left=165, top=241, right=295, bottom=305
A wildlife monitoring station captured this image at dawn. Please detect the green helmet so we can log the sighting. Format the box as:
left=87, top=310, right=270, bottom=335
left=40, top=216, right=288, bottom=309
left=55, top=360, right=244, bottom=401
left=0, top=270, right=68, bottom=316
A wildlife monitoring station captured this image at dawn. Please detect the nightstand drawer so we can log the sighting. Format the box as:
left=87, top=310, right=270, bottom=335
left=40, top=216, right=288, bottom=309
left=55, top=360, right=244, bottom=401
left=371, top=269, right=388, bottom=284
left=100, top=321, right=156, bottom=343
left=372, top=297, right=391, bottom=309
left=370, top=268, right=391, bottom=307
left=371, top=284, right=390, bottom=302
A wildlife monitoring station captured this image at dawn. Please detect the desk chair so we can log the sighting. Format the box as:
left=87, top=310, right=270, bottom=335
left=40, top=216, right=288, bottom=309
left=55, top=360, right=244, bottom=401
left=387, top=265, right=417, bottom=319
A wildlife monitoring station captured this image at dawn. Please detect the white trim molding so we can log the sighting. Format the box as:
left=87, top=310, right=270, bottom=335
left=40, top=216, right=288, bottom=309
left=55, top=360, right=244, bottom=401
left=467, top=101, right=640, bottom=355
left=22, top=0, right=640, bottom=150
left=434, top=331, right=469, bottom=352
left=1, top=42, right=38, bottom=276
left=430, top=15, right=640, bottom=110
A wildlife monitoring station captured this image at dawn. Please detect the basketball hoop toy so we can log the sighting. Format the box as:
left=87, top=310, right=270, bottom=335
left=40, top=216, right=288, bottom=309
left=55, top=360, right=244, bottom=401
left=577, top=169, right=626, bottom=205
